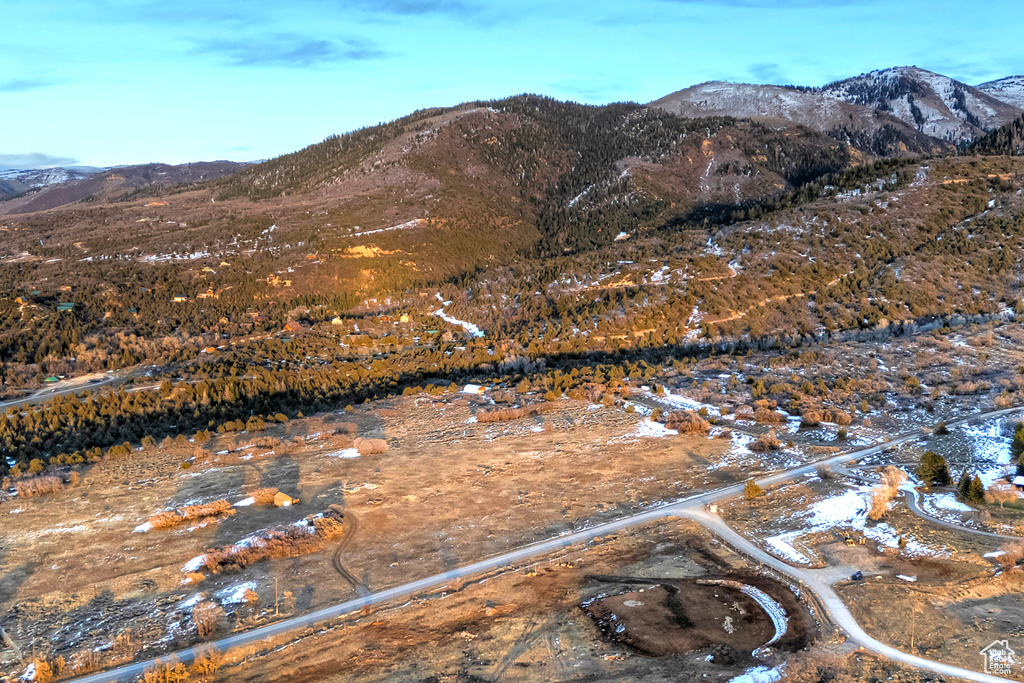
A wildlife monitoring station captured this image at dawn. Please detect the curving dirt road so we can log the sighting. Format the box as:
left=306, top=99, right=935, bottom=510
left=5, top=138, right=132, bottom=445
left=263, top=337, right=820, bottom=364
left=331, top=511, right=370, bottom=596
left=68, top=405, right=1024, bottom=683
left=832, top=464, right=1021, bottom=541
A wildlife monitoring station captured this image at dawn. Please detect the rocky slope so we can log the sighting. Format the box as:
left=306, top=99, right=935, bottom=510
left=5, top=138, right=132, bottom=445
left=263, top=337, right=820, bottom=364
left=977, top=75, right=1024, bottom=110
left=821, top=66, right=1021, bottom=144
left=651, top=67, right=1024, bottom=152
left=649, top=81, right=942, bottom=156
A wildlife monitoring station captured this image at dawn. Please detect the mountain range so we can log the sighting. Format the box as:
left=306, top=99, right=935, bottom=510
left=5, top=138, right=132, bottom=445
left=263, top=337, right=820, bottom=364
left=653, top=66, right=1023, bottom=153
left=2, top=65, right=1023, bottom=276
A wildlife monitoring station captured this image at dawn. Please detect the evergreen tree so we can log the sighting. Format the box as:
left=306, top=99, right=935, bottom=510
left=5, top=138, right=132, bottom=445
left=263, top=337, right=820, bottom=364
left=967, top=475, right=986, bottom=504
left=957, top=470, right=972, bottom=500
left=917, top=451, right=951, bottom=487
left=1014, top=422, right=1024, bottom=474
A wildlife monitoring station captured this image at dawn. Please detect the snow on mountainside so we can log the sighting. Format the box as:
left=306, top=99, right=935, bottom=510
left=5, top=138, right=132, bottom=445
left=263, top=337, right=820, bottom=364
left=977, top=76, right=1024, bottom=110
left=649, top=81, right=946, bottom=156
left=821, top=67, right=1022, bottom=144
left=0, top=167, right=93, bottom=198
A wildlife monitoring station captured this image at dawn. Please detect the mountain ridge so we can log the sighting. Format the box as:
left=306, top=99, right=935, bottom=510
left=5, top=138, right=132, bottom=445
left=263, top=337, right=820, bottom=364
left=652, top=66, right=1024, bottom=152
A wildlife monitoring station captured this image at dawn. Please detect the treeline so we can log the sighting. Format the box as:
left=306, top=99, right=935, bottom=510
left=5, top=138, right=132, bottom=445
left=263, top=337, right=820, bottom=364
left=971, top=113, right=1024, bottom=156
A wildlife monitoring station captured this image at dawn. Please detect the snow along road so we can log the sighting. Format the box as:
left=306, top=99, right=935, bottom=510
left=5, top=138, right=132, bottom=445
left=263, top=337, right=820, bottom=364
left=69, top=405, right=1024, bottom=683
left=831, top=464, right=1022, bottom=540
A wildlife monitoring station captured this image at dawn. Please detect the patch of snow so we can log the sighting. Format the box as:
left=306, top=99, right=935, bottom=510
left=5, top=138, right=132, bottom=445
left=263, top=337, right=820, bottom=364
left=432, top=307, right=484, bottom=338
left=218, top=581, right=256, bottom=604
left=325, top=448, right=360, bottom=458
left=765, top=535, right=811, bottom=565
left=182, top=554, right=207, bottom=572
left=765, top=484, right=945, bottom=563
left=728, top=665, right=784, bottom=683
left=896, top=574, right=917, bottom=582
left=635, top=419, right=678, bottom=438
left=234, top=497, right=255, bottom=507
left=133, top=521, right=153, bottom=533
left=930, top=493, right=974, bottom=513
left=179, top=593, right=204, bottom=608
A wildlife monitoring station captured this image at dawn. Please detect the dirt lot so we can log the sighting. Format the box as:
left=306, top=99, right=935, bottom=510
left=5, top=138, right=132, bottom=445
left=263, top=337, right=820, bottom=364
left=0, top=394, right=793, bottom=673
left=6, top=319, right=1024, bottom=679
left=839, top=566, right=1024, bottom=681
left=202, top=519, right=816, bottom=683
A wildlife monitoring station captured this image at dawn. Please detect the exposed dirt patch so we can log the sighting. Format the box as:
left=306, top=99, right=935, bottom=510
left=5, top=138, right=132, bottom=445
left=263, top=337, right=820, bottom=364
left=581, top=573, right=809, bottom=660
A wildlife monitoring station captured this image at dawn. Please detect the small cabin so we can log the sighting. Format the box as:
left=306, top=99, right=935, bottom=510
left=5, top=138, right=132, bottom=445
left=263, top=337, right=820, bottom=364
left=462, top=384, right=486, bottom=396
left=1013, top=475, right=1024, bottom=491
left=273, top=492, right=298, bottom=507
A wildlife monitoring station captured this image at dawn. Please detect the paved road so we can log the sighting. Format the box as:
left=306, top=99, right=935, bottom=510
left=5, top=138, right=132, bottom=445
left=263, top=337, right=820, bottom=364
left=832, top=464, right=1021, bottom=541
left=681, top=509, right=1016, bottom=683
left=69, top=405, right=1024, bottom=682
left=0, top=366, right=148, bottom=411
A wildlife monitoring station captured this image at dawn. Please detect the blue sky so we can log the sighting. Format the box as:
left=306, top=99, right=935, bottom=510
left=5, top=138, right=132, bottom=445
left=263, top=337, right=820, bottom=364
left=4, top=0, right=1023, bottom=168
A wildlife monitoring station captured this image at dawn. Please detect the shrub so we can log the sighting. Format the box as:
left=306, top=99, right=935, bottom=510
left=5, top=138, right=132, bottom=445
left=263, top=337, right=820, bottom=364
left=476, top=403, right=553, bottom=423
left=800, top=410, right=822, bottom=427
left=665, top=411, right=711, bottom=435
left=754, top=406, right=785, bottom=424
left=192, top=602, right=225, bottom=639
left=749, top=429, right=782, bottom=452
left=148, top=499, right=234, bottom=529
left=744, top=480, right=762, bottom=499
left=14, top=475, right=65, bottom=498
left=202, top=506, right=348, bottom=574
left=353, top=437, right=388, bottom=455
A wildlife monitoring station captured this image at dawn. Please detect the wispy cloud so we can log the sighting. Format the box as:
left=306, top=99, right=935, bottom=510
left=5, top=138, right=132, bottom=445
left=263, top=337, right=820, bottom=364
left=748, top=62, right=790, bottom=84
left=196, top=34, right=386, bottom=68
left=343, top=0, right=476, bottom=16
left=0, top=152, right=79, bottom=169
left=659, top=0, right=871, bottom=6
left=550, top=78, right=631, bottom=103
left=0, top=78, right=60, bottom=93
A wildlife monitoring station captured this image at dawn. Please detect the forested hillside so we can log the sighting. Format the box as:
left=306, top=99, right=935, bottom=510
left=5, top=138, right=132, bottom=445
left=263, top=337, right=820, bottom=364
left=4, top=92, right=1024, bottom=474
left=972, top=113, right=1024, bottom=156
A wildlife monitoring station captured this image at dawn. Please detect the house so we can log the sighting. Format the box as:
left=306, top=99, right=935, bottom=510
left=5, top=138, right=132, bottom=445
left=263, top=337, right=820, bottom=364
left=197, top=288, right=215, bottom=300
left=399, top=314, right=410, bottom=323
left=273, top=492, right=298, bottom=507
left=172, top=296, right=188, bottom=303
left=1012, top=475, right=1024, bottom=490
left=331, top=316, right=344, bottom=325
left=462, top=384, right=486, bottom=396
left=982, top=640, right=1015, bottom=675
left=56, top=303, right=74, bottom=312
left=284, top=321, right=304, bottom=332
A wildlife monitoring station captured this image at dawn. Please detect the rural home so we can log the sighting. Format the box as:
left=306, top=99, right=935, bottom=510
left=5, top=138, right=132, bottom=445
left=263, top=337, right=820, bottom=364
left=462, top=384, right=487, bottom=395
left=273, top=492, right=298, bottom=507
